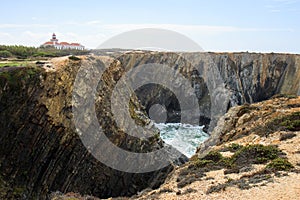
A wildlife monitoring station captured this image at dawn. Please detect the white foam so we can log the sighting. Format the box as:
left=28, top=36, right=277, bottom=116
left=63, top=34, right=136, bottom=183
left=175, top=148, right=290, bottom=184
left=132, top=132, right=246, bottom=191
left=155, top=123, right=209, bottom=158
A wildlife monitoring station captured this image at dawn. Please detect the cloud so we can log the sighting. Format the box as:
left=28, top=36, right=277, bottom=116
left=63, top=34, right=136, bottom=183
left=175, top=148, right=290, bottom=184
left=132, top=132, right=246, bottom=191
left=272, top=0, right=299, bottom=4
left=0, top=32, right=12, bottom=37
left=100, top=23, right=293, bottom=35
left=1, top=21, right=290, bottom=36
left=86, top=20, right=102, bottom=25
left=265, top=0, right=300, bottom=12
left=270, top=9, right=281, bottom=12
left=0, top=22, right=297, bottom=52
left=0, top=23, right=56, bottom=29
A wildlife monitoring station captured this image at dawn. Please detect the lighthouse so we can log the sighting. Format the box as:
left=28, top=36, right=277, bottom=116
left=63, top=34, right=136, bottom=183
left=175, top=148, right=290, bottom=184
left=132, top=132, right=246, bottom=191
left=50, top=33, right=58, bottom=45
left=41, top=33, right=85, bottom=50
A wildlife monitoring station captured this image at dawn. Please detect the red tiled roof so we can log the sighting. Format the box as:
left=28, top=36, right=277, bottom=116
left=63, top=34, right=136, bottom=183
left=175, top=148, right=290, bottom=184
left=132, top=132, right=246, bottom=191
left=70, top=43, right=80, bottom=46
left=44, top=41, right=54, bottom=45
left=59, top=42, right=70, bottom=45
left=42, top=39, right=83, bottom=47
left=43, top=34, right=84, bottom=48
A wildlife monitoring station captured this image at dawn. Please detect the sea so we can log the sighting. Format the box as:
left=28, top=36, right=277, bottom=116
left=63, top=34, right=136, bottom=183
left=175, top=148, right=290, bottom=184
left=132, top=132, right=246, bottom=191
left=155, top=123, right=209, bottom=158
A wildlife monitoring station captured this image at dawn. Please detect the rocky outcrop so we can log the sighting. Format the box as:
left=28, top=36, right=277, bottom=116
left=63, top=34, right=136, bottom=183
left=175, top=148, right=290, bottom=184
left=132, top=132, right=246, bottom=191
left=196, top=95, right=300, bottom=156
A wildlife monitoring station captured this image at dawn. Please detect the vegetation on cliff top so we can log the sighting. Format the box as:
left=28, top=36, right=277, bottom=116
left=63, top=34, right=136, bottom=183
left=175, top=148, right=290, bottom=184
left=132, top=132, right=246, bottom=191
left=0, top=66, right=42, bottom=84
left=177, top=144, right=293, bottom=190
left=0, top=45, right=90, bottom=59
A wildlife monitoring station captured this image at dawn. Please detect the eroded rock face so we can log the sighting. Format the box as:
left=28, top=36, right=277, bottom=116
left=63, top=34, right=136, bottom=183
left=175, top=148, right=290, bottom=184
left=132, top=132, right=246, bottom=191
left=0, top=52, right=299, bottom=199
left=110, top=52, right=300, bottom=132
left=0, top=57, right=186, bottom=199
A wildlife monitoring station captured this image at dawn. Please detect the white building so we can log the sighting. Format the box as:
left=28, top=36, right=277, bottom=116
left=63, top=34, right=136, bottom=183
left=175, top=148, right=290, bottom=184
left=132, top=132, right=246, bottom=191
left=41, top=33, right=85, bottom=50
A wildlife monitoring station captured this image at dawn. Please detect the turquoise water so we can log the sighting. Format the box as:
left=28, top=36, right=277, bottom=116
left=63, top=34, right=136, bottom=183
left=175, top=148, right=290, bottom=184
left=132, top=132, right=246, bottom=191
left=155, top=123, right=209, bottom=158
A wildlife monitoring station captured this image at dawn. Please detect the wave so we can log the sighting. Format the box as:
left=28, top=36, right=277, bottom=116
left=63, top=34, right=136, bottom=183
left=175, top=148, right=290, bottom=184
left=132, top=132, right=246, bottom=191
left=155, top=123, right=209, bottom=158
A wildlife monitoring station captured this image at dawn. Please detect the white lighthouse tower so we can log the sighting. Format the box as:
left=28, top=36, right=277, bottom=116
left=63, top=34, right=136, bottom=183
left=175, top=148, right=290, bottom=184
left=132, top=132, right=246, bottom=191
left=50, top=33, right=58, bottom=45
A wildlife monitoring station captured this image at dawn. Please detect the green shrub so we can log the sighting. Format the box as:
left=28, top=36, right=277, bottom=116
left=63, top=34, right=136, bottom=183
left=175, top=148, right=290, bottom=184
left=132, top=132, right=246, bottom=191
left=33, top=51, right=55, bottom=57
left=270, top=112, right=300, bottom=131
left=202, top=150, right=223, bottom=162
left=0, top=50, right=13, bottom=58
left=190, top=150, right=234, bottom=169
left=237, top=104, right=258, bottom=117
left=279, top=133, right=297, bottom=141
left=228, top=143, right=243, bottom=151
left=231, top=144, right=280, bottom=165
left=181, top=144, right=290, bottom=189
left=191, top=159, right=214, bottom=168
left=271, top=94, right=298, bottom=99
left=0, top=45, right=37, bottom=58
left=266, top=158, right=294, bottom=171
left=280, top=119, right=300, bottom=131
left=193, top=144, right=282, bottom=171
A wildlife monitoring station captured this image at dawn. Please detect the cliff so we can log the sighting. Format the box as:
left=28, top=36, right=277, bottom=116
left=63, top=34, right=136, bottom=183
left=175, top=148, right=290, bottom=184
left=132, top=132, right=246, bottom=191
left=0, top=52, right=299, bottom=199
left=109, top=52, right=300, bottom=131
left=0, top=56, right=185, bottom=199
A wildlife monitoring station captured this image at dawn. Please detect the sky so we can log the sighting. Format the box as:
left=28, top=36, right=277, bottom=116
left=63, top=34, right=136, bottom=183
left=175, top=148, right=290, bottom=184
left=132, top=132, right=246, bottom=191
left=0, top=0, right=299, bottom=53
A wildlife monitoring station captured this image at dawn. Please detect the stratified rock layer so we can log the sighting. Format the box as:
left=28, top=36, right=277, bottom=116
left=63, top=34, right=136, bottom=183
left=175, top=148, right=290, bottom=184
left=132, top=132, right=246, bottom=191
left=115, top=52, right=300, bottom=131
left=0, top=57, right=182, bottom=199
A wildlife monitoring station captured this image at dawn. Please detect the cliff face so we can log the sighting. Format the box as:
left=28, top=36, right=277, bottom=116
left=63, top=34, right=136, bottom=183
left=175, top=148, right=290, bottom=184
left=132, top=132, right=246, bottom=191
left=113, top=52, right=300, bottom=131
left=0, top=52, right=299, bottom=199
left=210, top=53, right=300, bottom=102
left=0, top=57, right=184, bottom=199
